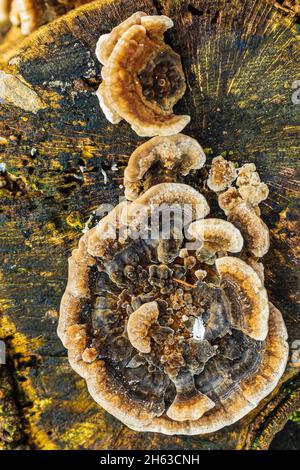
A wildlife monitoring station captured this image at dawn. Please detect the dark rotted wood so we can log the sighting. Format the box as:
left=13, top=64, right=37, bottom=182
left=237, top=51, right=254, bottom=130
left=0, top=0, right=299, bottom=449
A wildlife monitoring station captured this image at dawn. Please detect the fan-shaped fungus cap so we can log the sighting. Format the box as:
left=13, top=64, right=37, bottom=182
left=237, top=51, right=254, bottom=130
left=218, top=187, right=242, bottom=215
left=239, top=302, right=288, bottom=404
left=8, top=0, right=39, bottom=35
left=124, top=134, right=206, bottom=200
left=58, top=211, right=288, bottom=435
left=87, top=201, right=128, bottom=258
left=127, top=301, right=159, bottom=353
left=207, top=156, right=237, bottom=192
left=188, top=219, right=243, bottom=253
left=122, top=182, right=210, bottom=228
left=167, top=371, right=215, bottom=421
left=228, top=202, right=270, bottom=257
left=236, top=163, right=261, bottom=188
left=96, top=13, right=190, bottom=136
left=216, top=256, right=269, bottom=340
left=0, top=0, right=10, bottom=23
left=243, top=257, right=265, bottom=283
left=215, top=160, right=269, bottom=257
left=96, top=83, right=122, bottom=125
left=58, top=232, right=95, bottom=345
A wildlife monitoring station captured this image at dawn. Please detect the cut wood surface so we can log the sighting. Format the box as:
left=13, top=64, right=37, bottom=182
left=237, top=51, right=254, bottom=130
left=0, top=0, right=299, bottom=450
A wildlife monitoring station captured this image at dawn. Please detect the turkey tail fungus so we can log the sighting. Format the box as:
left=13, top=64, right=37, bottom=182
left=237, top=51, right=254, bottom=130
left=95, top=12, right=190, bottom=136
left=58, top=128, right=288, bottom=434
left=0, top=1, right=298, bottom=450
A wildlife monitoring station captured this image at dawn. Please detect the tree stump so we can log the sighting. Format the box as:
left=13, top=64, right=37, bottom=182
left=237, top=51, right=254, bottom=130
left=0, top=0, right=299, bottom=450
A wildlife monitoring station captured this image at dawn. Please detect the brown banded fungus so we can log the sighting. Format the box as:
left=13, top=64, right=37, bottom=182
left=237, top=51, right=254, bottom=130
left=58, top=138, right=288, bottom=435
left=207, top=155, right=237, bottom=192
left=0, top=0, right=10, bottom=23
left=236, top=163, right=269, bottom=207
left=122, top=182, right=210, bottom=232
left=188, top=219, right=244, bottom=264
left=124, top=134, right=206, bottom=200
left=215, top=257, right=269, bottom=341
left=214, top=161, right=270, bottom=258
left=95, top=13, right=190, bottom=136
left=87, top=201, right=129, bottom=259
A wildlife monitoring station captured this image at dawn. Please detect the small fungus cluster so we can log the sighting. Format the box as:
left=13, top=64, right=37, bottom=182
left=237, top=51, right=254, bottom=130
left=0, top=0, right=88, bottom=35
left=58, top=13, right=288, bottom=435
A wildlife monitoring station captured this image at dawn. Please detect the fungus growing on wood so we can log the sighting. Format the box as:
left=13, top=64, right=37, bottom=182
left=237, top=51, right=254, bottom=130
left=127, top=301, right=159, bottom=353
left=166, top=371, right=215, bottom=422
left=218, top=186, right=242, bottom=215
left=95, top=12, right=190, bottom=136
left=236, top=163, right=269, bottom=207
left=0, top=0, right=10, bottom=23
left=188, top=218, right=243, bottom=254
left=122, top=182, right=210, bottom=230
left=87, top=201, right=129, bottom=259
left=58, top=137, right=288, bottom=435
left=124, top=134, right=206, bottom=200
left=207, top=155, right=237, bottom=192
left=215, top=256, right=269, bottom=341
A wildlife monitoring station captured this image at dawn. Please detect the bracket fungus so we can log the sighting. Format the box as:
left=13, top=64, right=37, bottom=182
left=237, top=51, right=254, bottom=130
left=95, top=12, right=190, bottom=136
left=236, top=163, right=269, bottom=207
left=124, top=134, right=206, bottom=200
left=0, top=0, right=9, bottom=23
left=86, top=201, right=129, bottom=259
left=188, top=219, right=244, bottom=254
left=59, top=134, right=288, bottom=434
left=227, top=202, right=270, bottom=258
left=215, top=257, right=269, bottom=341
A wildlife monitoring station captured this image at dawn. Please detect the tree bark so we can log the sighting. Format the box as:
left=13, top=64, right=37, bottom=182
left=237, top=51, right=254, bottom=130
left=0, top=0, right=299, bottom=450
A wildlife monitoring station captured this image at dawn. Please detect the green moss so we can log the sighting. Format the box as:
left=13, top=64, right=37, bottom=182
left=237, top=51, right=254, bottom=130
left=290, top=411, right=300, bottom=426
